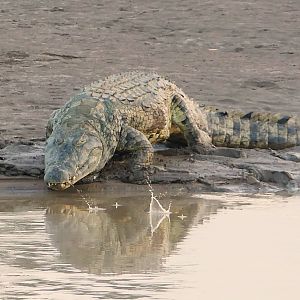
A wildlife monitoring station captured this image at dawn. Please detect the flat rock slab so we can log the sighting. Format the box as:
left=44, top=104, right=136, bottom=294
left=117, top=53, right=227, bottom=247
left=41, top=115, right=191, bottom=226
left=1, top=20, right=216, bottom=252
left=0, top=142, right=299, bottom=193
left=0, top=143, right=45, bottom=177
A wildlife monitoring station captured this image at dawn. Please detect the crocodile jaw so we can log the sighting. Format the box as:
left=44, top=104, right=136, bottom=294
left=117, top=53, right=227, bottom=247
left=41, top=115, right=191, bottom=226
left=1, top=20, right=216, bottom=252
left=47, top=181, right=72, bottom=191
left=44, top=166, right=76, bottom=190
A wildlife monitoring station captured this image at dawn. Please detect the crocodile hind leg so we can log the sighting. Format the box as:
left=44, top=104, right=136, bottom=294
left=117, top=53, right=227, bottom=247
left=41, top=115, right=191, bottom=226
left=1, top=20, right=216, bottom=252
left=171, top=94, right=214, bottom=154
left=117, top=125, right=154, bottom=183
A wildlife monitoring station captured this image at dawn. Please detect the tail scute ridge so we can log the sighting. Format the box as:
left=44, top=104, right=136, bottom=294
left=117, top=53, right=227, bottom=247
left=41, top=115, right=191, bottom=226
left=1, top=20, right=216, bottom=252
left=204, top=107, right=299, bottom=149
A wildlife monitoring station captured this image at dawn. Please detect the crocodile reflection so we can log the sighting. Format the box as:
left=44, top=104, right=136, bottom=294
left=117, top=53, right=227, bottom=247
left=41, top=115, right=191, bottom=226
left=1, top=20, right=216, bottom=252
left=45, top=197, right=222, bottom=274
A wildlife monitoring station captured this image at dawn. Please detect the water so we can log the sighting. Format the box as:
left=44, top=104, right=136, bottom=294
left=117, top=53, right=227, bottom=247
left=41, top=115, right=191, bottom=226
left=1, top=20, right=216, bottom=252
left=0, top=180, right=300, bottom=300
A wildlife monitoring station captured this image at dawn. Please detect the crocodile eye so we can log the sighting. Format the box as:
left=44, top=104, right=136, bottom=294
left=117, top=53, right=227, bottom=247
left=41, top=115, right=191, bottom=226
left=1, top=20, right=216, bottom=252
left=55, top=137, right=64, bottom=145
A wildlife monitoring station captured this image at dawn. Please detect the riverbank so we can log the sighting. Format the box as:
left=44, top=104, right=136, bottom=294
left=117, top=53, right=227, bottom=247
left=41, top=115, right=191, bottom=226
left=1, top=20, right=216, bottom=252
left=0, top=0, right=299, bottom=194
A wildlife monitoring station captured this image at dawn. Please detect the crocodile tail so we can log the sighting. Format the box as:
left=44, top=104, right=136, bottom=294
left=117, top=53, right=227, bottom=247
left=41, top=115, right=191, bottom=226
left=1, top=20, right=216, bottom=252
left=203, top=107, right=300, bottom=150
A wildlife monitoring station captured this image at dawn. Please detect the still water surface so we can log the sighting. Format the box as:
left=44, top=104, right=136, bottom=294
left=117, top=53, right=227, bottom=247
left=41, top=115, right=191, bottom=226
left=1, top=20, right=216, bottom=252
left=0, top=180, right=299, bottom=299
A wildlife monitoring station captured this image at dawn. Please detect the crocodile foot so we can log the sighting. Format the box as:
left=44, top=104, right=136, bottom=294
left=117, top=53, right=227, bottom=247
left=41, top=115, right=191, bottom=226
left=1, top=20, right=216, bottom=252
left=127, top=166, right=154, bottom=184
left=191, top=143, right=216, bottom=155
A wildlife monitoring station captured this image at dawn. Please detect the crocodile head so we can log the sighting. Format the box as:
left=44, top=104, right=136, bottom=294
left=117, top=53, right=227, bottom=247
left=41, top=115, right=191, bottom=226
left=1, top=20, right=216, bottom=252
left=44, top=126, right=103, bottom=191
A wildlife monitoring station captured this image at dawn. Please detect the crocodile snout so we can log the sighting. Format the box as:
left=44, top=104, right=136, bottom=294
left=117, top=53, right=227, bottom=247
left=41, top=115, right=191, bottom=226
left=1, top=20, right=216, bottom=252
left=44, top=165, right=75, bottom=191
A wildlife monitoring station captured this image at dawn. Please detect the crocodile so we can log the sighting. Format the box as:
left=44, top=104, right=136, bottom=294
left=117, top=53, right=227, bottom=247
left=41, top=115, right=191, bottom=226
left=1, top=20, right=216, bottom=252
left=44, top=71, right=300, bottom=190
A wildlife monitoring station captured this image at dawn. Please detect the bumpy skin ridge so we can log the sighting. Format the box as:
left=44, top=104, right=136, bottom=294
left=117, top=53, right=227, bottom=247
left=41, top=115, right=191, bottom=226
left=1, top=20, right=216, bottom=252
left=44, top=71, right=299, bottom=190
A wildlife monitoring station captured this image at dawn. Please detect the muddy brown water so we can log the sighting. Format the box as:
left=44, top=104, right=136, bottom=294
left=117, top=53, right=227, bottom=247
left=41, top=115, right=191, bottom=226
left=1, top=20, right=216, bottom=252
left=0, top=179, right=299, bottom=299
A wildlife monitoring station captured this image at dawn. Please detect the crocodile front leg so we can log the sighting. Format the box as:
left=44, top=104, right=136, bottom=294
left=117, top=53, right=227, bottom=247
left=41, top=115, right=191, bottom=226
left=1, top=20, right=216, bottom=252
left=117, top=125, right=154, bottom=183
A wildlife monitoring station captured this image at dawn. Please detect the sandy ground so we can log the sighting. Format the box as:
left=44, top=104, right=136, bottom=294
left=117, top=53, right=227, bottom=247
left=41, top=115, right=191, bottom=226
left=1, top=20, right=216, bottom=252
left=0, top=0, right=299, bottom=143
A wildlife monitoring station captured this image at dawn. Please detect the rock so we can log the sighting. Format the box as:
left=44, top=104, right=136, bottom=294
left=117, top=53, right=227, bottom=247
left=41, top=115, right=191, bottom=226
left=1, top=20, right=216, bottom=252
left=0, top=141, right=299, bottom=193
left=0, top=142, right=44, bottom=177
